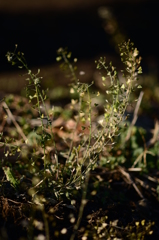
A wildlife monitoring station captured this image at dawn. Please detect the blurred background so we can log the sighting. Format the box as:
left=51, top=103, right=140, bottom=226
left=0, top=0, right=159, bottom=125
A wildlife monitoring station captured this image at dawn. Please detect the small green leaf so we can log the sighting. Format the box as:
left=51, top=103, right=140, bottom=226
left=67, top=52, right=72, bottom=59
left=138, top=66, right=142, bottom=74
left=56, top=56, right=62, bottom=61
left=3, top=166, right=19, bottom=188
left=121, top=84, right=125, bottom=89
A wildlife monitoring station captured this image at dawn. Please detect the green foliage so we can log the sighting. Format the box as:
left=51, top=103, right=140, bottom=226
left=1, top=40, right=158, bottom=239
left=55, top=41, right=142, bottom=185
left=2, top=166, right=19, bottom=189
left=6, top=46, right=55, bottom=170
left=4, top=40, right=142, bottom=196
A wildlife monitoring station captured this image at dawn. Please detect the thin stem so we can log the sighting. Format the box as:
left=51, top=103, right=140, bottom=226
left=83, top=87, right=92, bottom=161
left=70, top=172, right=90, bottom=240
left=61, top=51, right=78, bottom=84
left=42, top=208, right=50, bottom=240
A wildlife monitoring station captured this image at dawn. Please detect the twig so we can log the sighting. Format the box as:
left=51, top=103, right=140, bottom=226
left=118, top=166, right=144, bottom=199
left=125, top=91, right=144, bottom=141
left=135, top=177, right=156, bottom=193
left=2, top=101, right=27, bottom=141
left=29, top=178, right=46, bottom=189
left=128, top=168, right=142, bottom=171
left=5, top=198, right=22, bottom=205
left=143, top=174, right=158, bottom=184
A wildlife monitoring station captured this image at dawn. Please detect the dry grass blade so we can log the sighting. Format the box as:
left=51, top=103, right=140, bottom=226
left=2, top=101, right=27, bottom=141
left=125, top=91, right=144, bottom=141
left=146, top=120, right=159, bottom=148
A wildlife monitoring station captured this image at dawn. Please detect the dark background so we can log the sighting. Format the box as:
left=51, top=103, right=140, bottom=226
left=0, top=0, right=158, bottom=75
